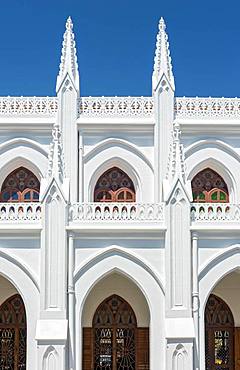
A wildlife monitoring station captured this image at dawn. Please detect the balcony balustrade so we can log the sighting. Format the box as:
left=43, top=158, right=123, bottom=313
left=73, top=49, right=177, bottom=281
left=0, top=203, right=41, bottom=221
left=190, top=203, right=240, bottom=222
left=0, top=201, right=239, bottom=226
left=69, top=202, right=165, bottom=222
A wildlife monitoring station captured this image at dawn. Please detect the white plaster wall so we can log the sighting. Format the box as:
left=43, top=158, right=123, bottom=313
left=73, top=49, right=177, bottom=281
left=82, top=272, right=150, bottom=326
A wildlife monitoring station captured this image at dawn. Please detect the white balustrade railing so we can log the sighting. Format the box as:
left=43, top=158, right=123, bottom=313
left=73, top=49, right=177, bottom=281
left=79, top=97, right=154, bottom=117
left=0, top=203, right=41, bottom=221
left=0, top=97, right=58, bottom=116
left=190, top=203, right=240, bottom=221
left=69, top=203, right=164, bottom=222
left=175, top=97, right=240, bottom=118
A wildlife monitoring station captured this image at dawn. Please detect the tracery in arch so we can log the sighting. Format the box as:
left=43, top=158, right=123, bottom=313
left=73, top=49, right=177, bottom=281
left=0, top=167, right=40, bottom=202
left=94, top=167, right=135, bottom=202
left=191, top=168, right=229, bottom=203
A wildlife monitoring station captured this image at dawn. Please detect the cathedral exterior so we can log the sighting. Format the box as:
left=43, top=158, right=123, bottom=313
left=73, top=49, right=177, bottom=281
left=0, top=15, right=238, bottom=370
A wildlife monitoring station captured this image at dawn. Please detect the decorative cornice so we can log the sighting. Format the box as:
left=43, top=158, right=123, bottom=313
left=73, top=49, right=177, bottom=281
left=56, top=17, right=79, bottom=93
left=152, top=17, right=175, bottom=91
left=175, top=97, right=240, bottom=119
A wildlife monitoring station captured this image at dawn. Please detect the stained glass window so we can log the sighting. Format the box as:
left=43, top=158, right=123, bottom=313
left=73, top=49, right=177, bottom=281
left=94, top=168, right=135, bottom=202
left=0, top=167, right=40, bottom=202
left=192, top=168, right=229, bottom=203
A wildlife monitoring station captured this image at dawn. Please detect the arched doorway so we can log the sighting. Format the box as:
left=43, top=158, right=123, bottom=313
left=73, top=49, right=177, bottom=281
left=83, top=293, right=149, bottom=370
left=94, top=167, right=135, bottom=202
left=205, top=294, right=234, bottom=370
left=0, top=294, right=26, bottom=369
left=0, top=167, right=40, bottom=202
left=191, top=168, right=229, bottom=203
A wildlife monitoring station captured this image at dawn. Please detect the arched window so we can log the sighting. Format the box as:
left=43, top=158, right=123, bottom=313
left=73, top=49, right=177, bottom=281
left=94, top=167, right=135, bottom=202
left=205, top=294, right=234, bottom=370
left=0, top=294, right=27, bottom=370
left=191, top=168, right=229, bottom=203
left=0, top=167, right=40, bottom=202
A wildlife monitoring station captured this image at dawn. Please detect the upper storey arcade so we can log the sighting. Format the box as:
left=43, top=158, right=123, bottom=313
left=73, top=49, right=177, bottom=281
left=0, top=17, right=239, bottom=232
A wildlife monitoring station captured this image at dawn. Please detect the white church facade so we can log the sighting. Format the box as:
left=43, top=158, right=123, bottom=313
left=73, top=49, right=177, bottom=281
left=0, top=15, right=239, bottom=370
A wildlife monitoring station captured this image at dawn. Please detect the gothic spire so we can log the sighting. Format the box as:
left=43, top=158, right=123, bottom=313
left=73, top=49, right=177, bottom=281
left=47, top=122, right=65, bottom=184
left=56, top=16, right=80, bottom=93
left=152, top=17, right=175, bottom=91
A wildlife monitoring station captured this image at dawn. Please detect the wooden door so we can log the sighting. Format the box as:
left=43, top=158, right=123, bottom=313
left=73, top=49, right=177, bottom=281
left=235, top=328, right=240, bottom=370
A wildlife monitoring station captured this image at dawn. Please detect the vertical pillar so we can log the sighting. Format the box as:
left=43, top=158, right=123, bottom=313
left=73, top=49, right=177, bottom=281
left=36, top=180, right=69, bottom=370
left=165, top=181, right=194, bottom=370
left=192, top=232, right=199, bottom=370
left=68, top=232, right=75, bottom=370
left=78, top=129, right=84, bottom=202
left=57, top=82, right=79, bottom=202
left=154, top=82, right=174, bottom=202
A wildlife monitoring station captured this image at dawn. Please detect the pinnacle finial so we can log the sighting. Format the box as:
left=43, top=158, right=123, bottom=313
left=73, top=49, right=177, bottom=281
left=66, top=16, right=73, bottom=29
left=166, top=123, right=186, bottom=184
left=159, top=17, right=166, bottom=31
left=56, top=16, right=80, bottom=93
left=152, top=17, right=175, bottom=91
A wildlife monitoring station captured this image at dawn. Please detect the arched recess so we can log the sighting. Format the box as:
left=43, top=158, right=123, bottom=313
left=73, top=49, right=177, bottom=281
left=199, top=245, right=240, bottom=370
left=0, top=253, right=39, bottom=370
left=43, top=345, right=59, bottom=370
left=75, top=250, right=164, bottom=370
left=186, top=156, right=236, bottom=203
left=84, top=142, right=154, bottom=202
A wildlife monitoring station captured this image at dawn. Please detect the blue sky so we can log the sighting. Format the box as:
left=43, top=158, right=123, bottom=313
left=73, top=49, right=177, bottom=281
left=0, top=0, right=239, bottom=97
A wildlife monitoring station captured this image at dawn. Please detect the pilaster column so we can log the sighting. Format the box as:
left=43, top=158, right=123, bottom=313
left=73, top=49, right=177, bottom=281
left=192, top=232, right=199, bottom=369
left=68, top=232, right=75, bottom=370
left=78, top=130, right=84, bottom=202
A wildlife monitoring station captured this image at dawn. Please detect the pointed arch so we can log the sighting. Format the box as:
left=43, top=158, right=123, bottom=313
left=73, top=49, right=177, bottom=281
left=88, top=157, right=141, bottom=202
left=84, top=138, right=153, bottom=172
left=0, top=140, right=48, bottom=190
left=199, top=245, right=240, bottom=370
left=187, top=157, right=236, bottom=203
left=75, top=247, right=165, bottom=370
left=74, top=246, right=164, bottom=294
left=0, top=255, right=39, bottom=370
left=84, top=139, right=154, bottom=202
left=43, top=345, right=59, bottom=370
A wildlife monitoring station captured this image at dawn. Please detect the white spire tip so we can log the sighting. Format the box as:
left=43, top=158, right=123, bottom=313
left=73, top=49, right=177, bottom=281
left=159, top=17, right=166, bottom=31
